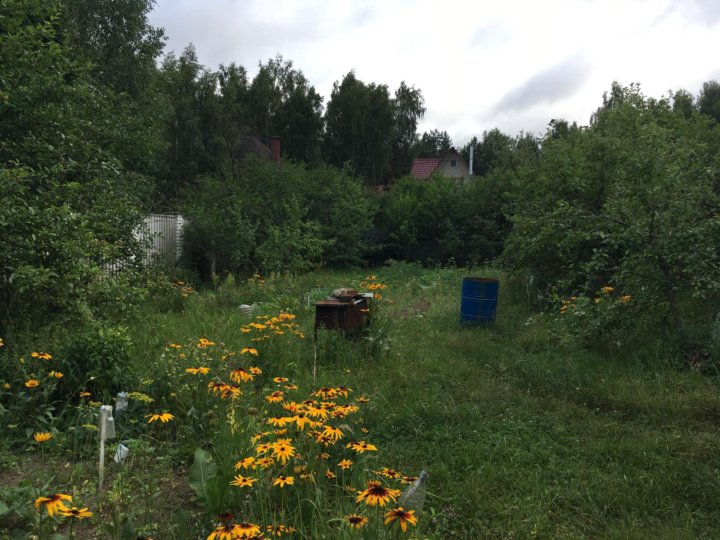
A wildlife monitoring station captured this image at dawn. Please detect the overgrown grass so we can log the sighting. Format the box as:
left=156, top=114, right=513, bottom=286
left=131, top=264, right=720, bottom=537
left=3, top=263, right=720, bottom=538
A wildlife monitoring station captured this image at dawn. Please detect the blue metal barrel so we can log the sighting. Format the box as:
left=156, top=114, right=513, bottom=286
left=460, top=277, right=499, bottom=324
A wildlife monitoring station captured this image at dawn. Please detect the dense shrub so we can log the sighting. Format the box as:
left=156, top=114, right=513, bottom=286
left=504, top=84, right=720, bottom=349
left=182, top=159, right=371, bottom=277
left=60, top=325, right=133, bottom=401
left=374, top=174, right=508, bottom=265
left=0, top=2, right=161, bottom=338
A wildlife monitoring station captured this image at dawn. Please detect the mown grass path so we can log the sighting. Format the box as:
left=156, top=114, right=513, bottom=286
left=334, top=266, right=720, bottom=538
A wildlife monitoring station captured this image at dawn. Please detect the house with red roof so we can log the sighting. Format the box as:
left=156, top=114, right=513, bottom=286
left=410, top=148, right=472, bottom=182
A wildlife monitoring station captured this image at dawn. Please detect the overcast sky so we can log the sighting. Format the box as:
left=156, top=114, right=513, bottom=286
left=149, top=0, right=720, bottom=146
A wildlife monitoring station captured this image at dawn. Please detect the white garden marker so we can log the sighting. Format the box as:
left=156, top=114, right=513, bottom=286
left=399, top=470, right=428, bottom=514
left=98, top=405, right=116, bottom=490
left=114, top=443, right=129, bottom=464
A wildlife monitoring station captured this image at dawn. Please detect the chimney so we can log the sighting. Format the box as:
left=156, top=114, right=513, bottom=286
left=469, top=145, right=474, bottom=176
left=270, top=136, right=280, bottom=162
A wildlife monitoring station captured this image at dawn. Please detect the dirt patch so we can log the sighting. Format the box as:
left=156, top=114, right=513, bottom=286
left=394, top=299, right=431, bottom=319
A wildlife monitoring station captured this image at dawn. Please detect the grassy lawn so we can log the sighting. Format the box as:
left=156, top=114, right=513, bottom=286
left=323, top=265, right=720, bottom=538
left=2, top=263, right=720, bottom=538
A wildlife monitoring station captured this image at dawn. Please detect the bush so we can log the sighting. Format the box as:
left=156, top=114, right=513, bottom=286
left=255, top=218, right=328, bottom=274
left=375, top=174, right=508, bottom=265
left=504, top=84, right=720, bottom=350
left=60, top=326, right=133, bottom=401
left=549, top=287, right=636, bottom=348
left=182, top=158, right=372, bottom=277
left=0, top=3, right=158, bottom=336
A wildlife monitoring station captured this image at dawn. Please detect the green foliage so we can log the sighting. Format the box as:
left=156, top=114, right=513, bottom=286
left=0, top=1, right=161, bottom=335
left=182, top=159, right=372, bottom=276
left=472, top=128, right=515, bottom=176
left=673, top=89, right=695, bottom=119
left=246, top=55, right=324, bottom=164
left=698, top=80, right=720, bottom=123
left=62, top=0, right=166, bottom=97
left=61, top=0, right=169, bottom=178
left=215, top=62, right=251, bottom=167
left=302, top=163, right=372, bottom=266
left=376, top=175, right=508, bottom=264
left=324, top=71, right=396, bottom=183
left=157, top=45, right=218, bottom=206
left=504, top=83, right=720, bottom=349
left=159, top=56, right=423, bottom=192
left=188, top=448, right=229, bottom=515
left=1, top=168, right=87, bottom=331
left=415, top=129, right=453, bottom=158
left=391, top=81, right=426, bottom=177
left=157, top=52, right=325, bottom=206
left=255, top=213, right=327, bottom=274
left=182, top=174, right=256, bottom=277
left=61, top=326, right=133, bottom=400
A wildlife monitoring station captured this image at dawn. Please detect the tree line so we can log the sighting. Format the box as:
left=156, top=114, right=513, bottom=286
left=158, top=48, right=428, bottom=203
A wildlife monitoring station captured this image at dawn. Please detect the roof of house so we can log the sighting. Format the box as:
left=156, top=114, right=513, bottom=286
left=232, top=135, right=273, bottom=162
left=410, top=157, right=443, bottom=179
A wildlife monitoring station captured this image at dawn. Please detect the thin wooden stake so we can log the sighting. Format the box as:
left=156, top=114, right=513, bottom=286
left=313, top=340, right=317, bottom=385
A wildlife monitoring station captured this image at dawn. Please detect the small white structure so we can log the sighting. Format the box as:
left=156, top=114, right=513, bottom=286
left=103, top=213, right=187, bottom=274
left=136, top=213, right=186, bottom=266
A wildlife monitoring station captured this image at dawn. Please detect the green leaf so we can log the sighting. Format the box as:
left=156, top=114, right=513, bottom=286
left=188, top=447, right=229, bottom=514
left=188, top=448, right=216, bottom=504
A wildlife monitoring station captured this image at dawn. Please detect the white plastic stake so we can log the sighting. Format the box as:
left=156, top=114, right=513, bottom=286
left=98, top=405, right=115, bottom=490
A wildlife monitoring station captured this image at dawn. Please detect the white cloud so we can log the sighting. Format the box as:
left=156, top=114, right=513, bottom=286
left=150, top=0, right=720, bottom=145
left=491, top=55, right=592, bottom=114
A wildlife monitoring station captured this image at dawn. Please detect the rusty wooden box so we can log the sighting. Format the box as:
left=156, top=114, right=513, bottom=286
left=314, top=290, right=371, bottom=333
